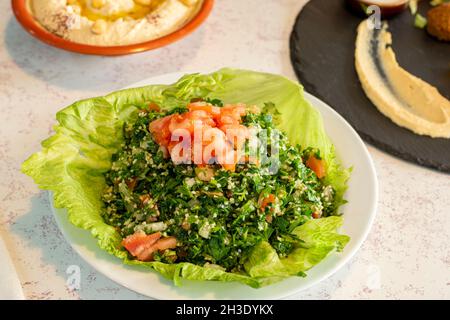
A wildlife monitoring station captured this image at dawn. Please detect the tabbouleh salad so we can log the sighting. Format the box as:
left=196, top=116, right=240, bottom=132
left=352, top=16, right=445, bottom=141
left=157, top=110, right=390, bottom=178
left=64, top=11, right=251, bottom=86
left=22, top=69, right=351, bottom=287
left=101, top=99, right=339, bottom=273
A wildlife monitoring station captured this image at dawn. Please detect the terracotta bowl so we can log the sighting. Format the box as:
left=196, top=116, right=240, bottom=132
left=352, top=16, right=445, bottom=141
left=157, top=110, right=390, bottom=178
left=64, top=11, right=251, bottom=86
left=11, top=0, right=214, bottom=56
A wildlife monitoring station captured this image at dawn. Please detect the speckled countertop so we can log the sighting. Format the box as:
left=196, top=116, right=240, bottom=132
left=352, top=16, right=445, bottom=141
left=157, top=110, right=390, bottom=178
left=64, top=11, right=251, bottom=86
left=0, top=0, right=449, bottom=300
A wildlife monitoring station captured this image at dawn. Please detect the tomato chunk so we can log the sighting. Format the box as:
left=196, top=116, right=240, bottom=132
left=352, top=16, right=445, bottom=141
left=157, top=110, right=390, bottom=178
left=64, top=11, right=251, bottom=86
left=188, top=102, right=221, bottom=116
left=153, top=237, right=177, bottom=251
left=259, top=193, right=276, bottom=211
left=148, top=115, right=172, bottom=146
left=148, top=102, right=160, bottom=112
left=122, top=231, right=161, bottom=259
left=122, top=231, right=177, bottom=262
left=306, top=156, right=326, bottom=179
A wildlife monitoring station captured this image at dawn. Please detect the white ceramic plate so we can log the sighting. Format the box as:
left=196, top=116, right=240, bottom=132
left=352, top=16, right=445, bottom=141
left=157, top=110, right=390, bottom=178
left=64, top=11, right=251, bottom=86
left=50, top=72, right=378, bottom=300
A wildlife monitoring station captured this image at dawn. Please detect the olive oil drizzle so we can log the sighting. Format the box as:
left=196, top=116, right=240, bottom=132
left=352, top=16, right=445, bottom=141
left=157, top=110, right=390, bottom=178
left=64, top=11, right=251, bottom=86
left=70, top=0, right=166, bottom=21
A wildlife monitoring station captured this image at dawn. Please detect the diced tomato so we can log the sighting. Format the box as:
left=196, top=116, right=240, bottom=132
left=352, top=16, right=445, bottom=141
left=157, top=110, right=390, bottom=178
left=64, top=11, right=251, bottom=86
left=259, top=193, right=276, bottom=211
left=148, top=102, right=160, bottom=112
left=148, top=103, right=251, bottom=171
left=149, top=115, right=172, bottom=145
left=122, top=231, right=161, bottom=261
left=216, top=105, right=246, bottom=127
left=217, top=115, right=238, bottom=127
left=221, top=104, right=247, bottom=117
left=122, top=231, right=177, bottom=262
left=188, top=102, right=221, bottom=116
left=221, top=162, right=236, bottom=172
left=219, top=124, right=249, bottom=134
left=168, top=111, right=215, bottom=134
left=189, top=110, right=216, bottom=127
left=306, top=156, right=326, bottom=179
left=312, top=212, right=321, bottom=219
left=168, top=114, right=195, bottom=134
left=153, top=237, right=177, bottom=251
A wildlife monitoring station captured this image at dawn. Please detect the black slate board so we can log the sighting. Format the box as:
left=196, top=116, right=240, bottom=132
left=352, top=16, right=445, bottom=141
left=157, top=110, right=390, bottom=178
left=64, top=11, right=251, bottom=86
left=290, top=0, right=450, bottom=172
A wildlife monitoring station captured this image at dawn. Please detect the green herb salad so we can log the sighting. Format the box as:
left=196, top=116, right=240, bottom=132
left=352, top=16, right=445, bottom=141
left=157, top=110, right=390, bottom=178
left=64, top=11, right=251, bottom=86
left=22, top=69, right=350, bottom=288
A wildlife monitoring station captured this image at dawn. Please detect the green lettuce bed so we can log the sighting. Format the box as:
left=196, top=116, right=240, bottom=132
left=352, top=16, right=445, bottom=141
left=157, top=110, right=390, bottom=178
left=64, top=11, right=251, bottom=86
left=22, top=69, right=350, bottom=288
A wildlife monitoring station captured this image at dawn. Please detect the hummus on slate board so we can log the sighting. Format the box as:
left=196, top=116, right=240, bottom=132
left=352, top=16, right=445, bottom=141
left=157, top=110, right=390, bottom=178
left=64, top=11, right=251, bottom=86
left=355, top=19, right=450, bottom=138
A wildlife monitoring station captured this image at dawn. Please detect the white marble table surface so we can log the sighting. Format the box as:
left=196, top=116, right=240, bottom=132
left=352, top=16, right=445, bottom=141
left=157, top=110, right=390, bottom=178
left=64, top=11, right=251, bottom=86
left=1, top=0, right=449, bottom=300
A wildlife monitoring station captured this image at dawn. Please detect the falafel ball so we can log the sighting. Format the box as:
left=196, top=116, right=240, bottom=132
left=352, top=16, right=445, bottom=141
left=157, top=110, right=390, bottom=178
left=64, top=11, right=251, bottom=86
left=427, top=3, right=450, bottom=42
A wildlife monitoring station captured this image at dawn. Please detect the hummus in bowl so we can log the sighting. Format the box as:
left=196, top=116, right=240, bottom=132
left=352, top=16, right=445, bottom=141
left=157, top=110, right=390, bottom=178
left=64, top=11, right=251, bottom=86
left=29, top=0, right=204, bottom=46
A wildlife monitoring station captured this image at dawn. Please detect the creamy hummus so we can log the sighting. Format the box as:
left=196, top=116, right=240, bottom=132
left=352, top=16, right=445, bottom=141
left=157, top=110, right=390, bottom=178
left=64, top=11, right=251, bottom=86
left=30, top=0, right=203, bottom=46
left=355, top=20, right=450, bottom=138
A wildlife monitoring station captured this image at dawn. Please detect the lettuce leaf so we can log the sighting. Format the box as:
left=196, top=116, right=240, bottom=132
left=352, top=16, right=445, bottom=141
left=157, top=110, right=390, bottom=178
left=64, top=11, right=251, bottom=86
left=22, top=69, right=350, bottom=288
left=244, top=217, right=349, bottom=278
